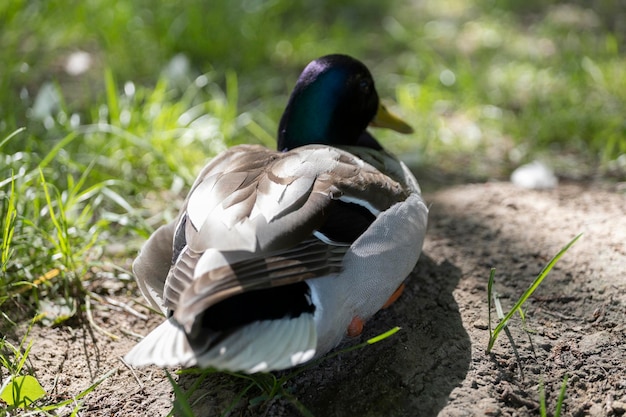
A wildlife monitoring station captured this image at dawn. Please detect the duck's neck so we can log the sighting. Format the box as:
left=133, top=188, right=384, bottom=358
left=277, top=71, right=353, bottom=151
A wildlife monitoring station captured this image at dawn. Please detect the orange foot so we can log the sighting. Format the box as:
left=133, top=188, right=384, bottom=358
left=347, top=315, right=364, bottom=337
left=382, top=283, right=406, bottom=309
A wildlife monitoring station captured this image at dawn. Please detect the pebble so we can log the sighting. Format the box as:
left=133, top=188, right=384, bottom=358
left=611, top=400, right=626, bottom=413
left=477, top=398, right=501, bottom=416
left=578, top=331, right=611, bottom=352
left=473, top=321, right=489, bottom=330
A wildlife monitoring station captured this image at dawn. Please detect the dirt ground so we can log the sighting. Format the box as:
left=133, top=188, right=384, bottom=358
left=12, top=179, right=626, bottom=416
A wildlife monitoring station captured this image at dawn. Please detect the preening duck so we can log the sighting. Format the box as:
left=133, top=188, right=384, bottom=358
left=124, top=54, right=428, bottom=373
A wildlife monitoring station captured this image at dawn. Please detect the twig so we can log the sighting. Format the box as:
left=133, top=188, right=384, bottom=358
left=119, top=327, right=146, bottom=340
left=119, top=356, right=144, bottom=389
left=540, top=308, right=580, bottom=321
left=85, top=296, right=119, bottom=340
left=104, top=296, right=149, bottom=320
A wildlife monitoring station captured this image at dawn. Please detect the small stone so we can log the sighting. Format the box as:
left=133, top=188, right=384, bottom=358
left=473, top=321, right=489, bottom=330
left=578, top=331, right=611, bottom=352
left=539, top=343, right=552, bottom=352
left=477, top=398, right=501, bottom=416
left=588, top=402, right=604, bottom=417
left=611, top=400, right=626, bottom=413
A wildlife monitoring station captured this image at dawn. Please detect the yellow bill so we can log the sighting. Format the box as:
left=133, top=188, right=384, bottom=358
left=370, top=102, right=413, bottom=134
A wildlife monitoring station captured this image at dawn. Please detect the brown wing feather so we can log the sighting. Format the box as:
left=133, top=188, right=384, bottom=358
left=173, top=240, right=347, bottom=331
left=164, top=144, right=409, bottom=328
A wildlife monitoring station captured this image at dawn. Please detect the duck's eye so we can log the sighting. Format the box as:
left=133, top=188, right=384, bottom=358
left=359, top=79, right=372, bottom=94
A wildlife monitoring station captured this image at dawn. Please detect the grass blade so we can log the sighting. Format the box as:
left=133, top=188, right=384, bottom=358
left=38, top=131, right=80, bottom=169
left=105, top=68, right=120, bottom=123
left=1, top=172, right=17, bottom=272
left=35, top=368, right=117, bottom=412
left=487, top=233, right=582, bottom=352
left=487, top=268, right=495, bottom=339
left=0, top=127, right=26, bottom=151
left=166, top=370, right=195, bottom=417
left=555, top=375, right=568, bottom=417
left=539, top=379, right=547, bottom=417
left=367, top=326, right=401, bottom=344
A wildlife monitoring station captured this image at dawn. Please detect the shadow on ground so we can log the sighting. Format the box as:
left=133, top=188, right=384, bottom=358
left=298, top=255, right=470, bottom=417
left=176, top=254, right=470, bottom=417
left=419, top=182, right=626, bottom=416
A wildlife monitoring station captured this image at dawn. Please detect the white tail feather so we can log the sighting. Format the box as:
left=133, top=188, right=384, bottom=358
left=196, top=314, right=317, bottom=372
left=124, top=318, right=196, bottom=367
left=125, top=314, right=317, bottom=373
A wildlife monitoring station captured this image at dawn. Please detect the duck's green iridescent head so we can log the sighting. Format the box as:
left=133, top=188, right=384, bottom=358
left=277, top=54, right=412, bottom=151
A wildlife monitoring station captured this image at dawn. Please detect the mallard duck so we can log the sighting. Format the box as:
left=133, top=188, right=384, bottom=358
left=124, top=54, right=428, bottom=373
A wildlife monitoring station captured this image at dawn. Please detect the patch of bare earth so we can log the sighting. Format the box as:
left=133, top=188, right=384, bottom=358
left=12, top=181, right=626, bottom=416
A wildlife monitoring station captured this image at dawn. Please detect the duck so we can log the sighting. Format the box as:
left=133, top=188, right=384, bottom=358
left=124, top=54, right=428, bottom=373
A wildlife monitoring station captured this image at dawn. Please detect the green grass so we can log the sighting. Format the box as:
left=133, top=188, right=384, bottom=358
left=2, top=0, right=625, bottom=169
left=487, top=233, right=582, bottom=353
left=0, top=70, right=252, bottom=322
left=0, top=0, right=624, bottom=414
left=539, top=375, right=569, bottom=417
left=0, top=319, right=115, bottom=414
left=487, top=234, right=580, bottom=415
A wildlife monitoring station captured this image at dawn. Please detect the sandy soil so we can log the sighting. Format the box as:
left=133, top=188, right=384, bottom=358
left=9, top=180, right=626, bottom=417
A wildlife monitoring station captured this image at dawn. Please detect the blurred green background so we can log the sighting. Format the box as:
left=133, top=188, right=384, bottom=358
left=0, top=0, right=625, bottom=321
left=2, top=0, right=625, bottom=176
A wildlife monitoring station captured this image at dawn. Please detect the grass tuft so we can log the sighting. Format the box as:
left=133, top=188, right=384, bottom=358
left=487, top=233, right=582, bottom=353
left=539, top=375, right=568, bottom=417
left=487, top=235, right=580, bottom=414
